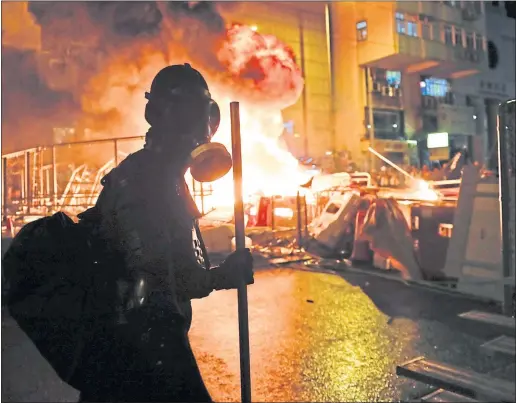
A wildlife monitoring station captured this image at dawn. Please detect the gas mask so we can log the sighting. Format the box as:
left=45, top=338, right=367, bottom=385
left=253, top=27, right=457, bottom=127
left=145, top=86, right=232, bottom=183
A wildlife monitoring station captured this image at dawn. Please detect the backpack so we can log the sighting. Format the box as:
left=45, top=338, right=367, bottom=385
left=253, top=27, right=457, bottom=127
left=2, top=210, right=110, bottom=389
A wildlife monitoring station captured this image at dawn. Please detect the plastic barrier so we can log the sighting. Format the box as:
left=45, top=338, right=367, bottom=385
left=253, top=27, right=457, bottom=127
left=411, top=203, right=455, bottom=281
left=311, top=191, right=360, bottom=252
left=359, top=199, right=422, bottom=280
left=443, top=166, right=507, bottom=303
left=350, top=212, right=372, bottom=263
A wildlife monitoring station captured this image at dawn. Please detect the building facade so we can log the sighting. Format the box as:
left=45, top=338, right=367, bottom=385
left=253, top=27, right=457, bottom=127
left=453, top=1, right=515, bottom=167
left=331, top=0, right=489, bottom=169
left=5, top=1, right=511, bottom=171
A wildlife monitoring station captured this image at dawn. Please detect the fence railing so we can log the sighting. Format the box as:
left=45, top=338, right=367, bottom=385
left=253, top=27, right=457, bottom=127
left=1, top=136, right=215, bottom=225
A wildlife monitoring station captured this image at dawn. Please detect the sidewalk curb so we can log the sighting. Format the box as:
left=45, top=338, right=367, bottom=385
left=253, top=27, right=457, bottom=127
left=331, top=261, right=501, bottom=305
left=269, top=252, right=501, bottom=306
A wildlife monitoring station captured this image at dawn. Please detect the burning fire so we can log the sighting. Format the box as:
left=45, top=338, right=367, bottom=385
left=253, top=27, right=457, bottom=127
left=82, top=23, right=310, bottom=208
left=3, top=2, right=313, bottom=212
left=198, top=98, right=311, bottom=208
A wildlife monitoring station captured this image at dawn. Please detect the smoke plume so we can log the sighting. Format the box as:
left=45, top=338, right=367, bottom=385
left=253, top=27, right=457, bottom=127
left=1, top=46, right=79, bottom=153
left=2, top=1, right=304, bottom=159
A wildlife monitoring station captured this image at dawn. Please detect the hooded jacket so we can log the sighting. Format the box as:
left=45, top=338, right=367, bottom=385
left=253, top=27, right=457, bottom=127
left=95, top=148, right=213, bottom=330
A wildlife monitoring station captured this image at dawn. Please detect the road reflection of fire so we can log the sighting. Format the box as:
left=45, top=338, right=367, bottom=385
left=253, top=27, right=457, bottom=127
left=190, top=268, right=422, bottom=402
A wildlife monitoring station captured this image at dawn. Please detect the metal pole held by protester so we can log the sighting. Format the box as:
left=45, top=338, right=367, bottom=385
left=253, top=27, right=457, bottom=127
left=296, top=190, right=303, bottom=249
left=230, top=102, right=252, bottom=403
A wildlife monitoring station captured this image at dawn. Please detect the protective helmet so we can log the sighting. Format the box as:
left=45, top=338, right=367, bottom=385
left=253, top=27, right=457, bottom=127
left=144, top=63, right=231, bottom=183
left=144, top=63, right=221, bottom=141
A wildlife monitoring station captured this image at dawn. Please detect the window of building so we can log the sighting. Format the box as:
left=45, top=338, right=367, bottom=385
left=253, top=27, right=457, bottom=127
left=466, top=31, right=475, bottom=49
left=365, top=109, right=404, bottom=140
left=420, top=18, right=433, bottom=40
left=371, top=68, right=402, bottom=91
left=386, top=70, right=402, bottom=88
left=407, top=18, right=418, bottom=37
left=422, top=115, right=438, bottom=133
left=454, top=26, right=463, bottom=47
left=433, top=24, right=441, bottom=42
left=283, top=120, right=294, bottom=135
left=420, top=77, right=450, bottom=97
left=476, top=33, right=486, bottom=51
left=396, top=12, right=406, bottom=34
left=444, top=24, right=453, bottom=44
left=487, top=40, right=499, bottom=69
left=356, top=21, right=368, bottom=41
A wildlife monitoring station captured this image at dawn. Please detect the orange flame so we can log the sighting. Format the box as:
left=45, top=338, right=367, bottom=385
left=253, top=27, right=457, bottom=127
left=82, top=24, right=311, bottom=209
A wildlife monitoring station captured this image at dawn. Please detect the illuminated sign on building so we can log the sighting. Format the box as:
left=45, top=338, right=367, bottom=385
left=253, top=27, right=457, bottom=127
left=427, top=132, right=449, bottom=149
left=420, top=77, right=449, bottom=97
left=427, top=132, right=450, bottom=161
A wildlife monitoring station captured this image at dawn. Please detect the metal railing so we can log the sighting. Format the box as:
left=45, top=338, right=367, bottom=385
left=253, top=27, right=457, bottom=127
left=2, top=136, right=215, bottom=229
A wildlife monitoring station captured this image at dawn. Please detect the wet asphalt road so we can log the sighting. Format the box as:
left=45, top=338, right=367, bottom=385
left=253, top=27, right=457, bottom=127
left=2, top=266, right=515, bottom=402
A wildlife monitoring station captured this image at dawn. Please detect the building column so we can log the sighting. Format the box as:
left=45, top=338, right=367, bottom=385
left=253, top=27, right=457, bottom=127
left=331, top=3, right=365, bottom=169
left=401, top=73, right=423, bottom=139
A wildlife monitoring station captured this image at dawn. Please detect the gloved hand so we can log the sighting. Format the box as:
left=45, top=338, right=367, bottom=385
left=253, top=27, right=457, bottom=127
left=210, top=248, right=254, bottom=291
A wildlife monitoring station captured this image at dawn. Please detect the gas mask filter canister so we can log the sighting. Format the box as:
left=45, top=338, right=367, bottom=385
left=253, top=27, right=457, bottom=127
left=189, top=141, right=233, bottom=183
left=186, top=96, right=232, bottom=183
left=145, top=64, right=233, bottom=183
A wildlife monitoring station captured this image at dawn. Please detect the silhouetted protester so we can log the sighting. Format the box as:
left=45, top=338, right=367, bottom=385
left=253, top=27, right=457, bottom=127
left=75, top=64, right=254, bottom=402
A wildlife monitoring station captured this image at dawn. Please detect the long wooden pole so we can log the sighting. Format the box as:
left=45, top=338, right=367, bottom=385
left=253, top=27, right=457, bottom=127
left=230, top=101, right=252, bottom=403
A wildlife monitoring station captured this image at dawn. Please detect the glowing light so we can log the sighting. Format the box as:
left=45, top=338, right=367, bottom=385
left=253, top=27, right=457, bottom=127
left=274, top=207, right=294, bottom=219
left=412, top=179, right=439, bottom=201
left=415, top=179, right=429, bottom=191
left=250, top=25, right=258, bottom=32
left=427, top=132, right=449, bottom=149
left=82, top=24, right=310, bottom=211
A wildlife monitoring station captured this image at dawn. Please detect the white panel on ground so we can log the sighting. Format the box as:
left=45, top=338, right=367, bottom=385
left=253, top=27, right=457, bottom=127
left=443, top=166, right=504, bottom=302
left=310, top=191, right=361, bottom=251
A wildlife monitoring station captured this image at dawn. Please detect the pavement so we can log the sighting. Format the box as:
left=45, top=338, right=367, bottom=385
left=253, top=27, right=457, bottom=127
left=2, top=266, right=515, bottom=402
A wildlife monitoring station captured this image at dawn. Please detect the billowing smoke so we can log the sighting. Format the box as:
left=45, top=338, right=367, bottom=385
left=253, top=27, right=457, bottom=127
left=1, top=46, right=79, bottom=153
left=3, top=1, right=307, bottom=200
